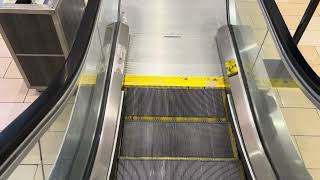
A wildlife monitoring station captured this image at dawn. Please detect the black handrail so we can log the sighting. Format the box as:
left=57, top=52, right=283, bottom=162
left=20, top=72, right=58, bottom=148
left=0, top=0, right=101, bottom=174
left=293, top=0, right=320, bottom=44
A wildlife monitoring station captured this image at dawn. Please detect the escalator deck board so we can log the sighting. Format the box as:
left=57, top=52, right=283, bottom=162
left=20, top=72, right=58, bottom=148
left=120, top=121, right=235, bottom=158
left=116, top=159, right=243, bottom=180
left=124, top=87, right=226, bottom=117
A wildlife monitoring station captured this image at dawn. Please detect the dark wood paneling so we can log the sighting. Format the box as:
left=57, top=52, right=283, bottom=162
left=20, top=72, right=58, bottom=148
left=18, top=55, right=65, bottom=87
left=0, top=14, right=63, bottom=54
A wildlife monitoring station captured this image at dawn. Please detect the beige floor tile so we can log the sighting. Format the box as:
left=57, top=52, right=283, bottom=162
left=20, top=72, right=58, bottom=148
left=0, top=57, right=12, bottom=77
left=309, top=169, right=320, bottom=180
left=277, top=3, right=308, bottom=16
left=5, top=61, right=22, bottom=78
left=8, top=165, right=37, bottom=180
left=21, top=143, right=41, bottom=165
left=312, top=65, right=320, bottom=77
left=281, top=108, right=320, bottom=135
left=277, top=88, right=315, bottom=108
left=296, top=136, right=320, bottom=168
left=298, top=45, right=320, bottom=65
left=308, top=17, right=320, bottom=31
left=299, top=31, right=320, bottom=46
left=316, top=47, right=320, bottom=56
left=0, top=79, right=28, bottom=102
left=24, top=89, right=41, bottom=103
left=291, top=136, right=302, bottom=158
left=0, top=39, right=11, bottom=58
left=0, top=103, right=31, bottom=130
left=49, top=103, right=73, bottom=132
left=283, top=15, right=301, bottom=30
left=34, top=165, right=44, bottom=180
left=40, top=132, right=64, bottom=164
left=43, top=165, right=53, bottom=180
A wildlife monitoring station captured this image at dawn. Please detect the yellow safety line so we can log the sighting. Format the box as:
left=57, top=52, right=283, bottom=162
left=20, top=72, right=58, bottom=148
left=119, top=156, right=238, bottom=161
left=125, top=116, right=227, bottom=123
left=256, top=79, right=298, bottom=88
left=228, top=123, right=239, bottom=159
left=124, top=75, right=228, bottom=88
left=79, top=74, right=97, bottom=86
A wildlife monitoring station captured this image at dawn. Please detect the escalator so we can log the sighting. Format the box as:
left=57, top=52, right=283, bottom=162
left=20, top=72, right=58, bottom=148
left=0, top=0, right=317, bottom=179
left=116, top=87, right=244, bottom=179
left=109, top=0, right=244, bottom=179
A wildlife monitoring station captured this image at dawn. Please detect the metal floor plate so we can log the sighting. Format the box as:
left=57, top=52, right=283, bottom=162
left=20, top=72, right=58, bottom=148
left=124, top=88, right=226, bottom=117
left=120, top=121, right=234, bottom=158
left=116, top=160, right=242, bottom=180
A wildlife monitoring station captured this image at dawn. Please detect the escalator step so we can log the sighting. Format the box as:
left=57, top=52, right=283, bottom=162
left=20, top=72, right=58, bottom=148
left=120, top=121, right=234, bottom=158
left=116, top=160, right=242, bottom=180
left=124, top=87, right=226, bottom=117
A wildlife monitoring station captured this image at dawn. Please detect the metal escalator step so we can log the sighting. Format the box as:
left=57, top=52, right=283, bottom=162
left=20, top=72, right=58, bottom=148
left=116, top=159, right=243, bottom=180
left=124, top=87, right=226, bottom=117
left=120, top=121, right=234, bottom=158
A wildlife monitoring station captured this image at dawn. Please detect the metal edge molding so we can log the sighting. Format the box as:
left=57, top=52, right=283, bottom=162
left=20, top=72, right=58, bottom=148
left=88, top=22, right=129, bottom=180
left=216, top=25, right=276, bottom=180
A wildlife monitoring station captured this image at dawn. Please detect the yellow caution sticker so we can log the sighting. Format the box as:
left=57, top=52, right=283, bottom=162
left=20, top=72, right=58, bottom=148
left=124, top=76, right=227, bottom=88
left=119, top=156, right=237, bottom=161
left=225, top=59, right=238, bottom=77
left=79, top=74, right=97, bottom=86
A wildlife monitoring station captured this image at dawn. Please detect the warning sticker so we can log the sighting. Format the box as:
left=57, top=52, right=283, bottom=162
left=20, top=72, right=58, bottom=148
left=225, top=59, right=238, bottom=77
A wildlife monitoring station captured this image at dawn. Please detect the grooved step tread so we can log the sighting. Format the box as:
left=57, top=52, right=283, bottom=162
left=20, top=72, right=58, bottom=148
left=124, top=88, right=226, bottom=117
left=120, top=121, right=235, bottom=158
left=116, top=160, right=243, bottom=180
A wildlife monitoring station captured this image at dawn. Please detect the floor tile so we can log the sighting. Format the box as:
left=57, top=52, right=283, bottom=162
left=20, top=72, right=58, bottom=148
left=43, top=165, right=53, bottom=180
left=283, top=15, right=301, bottom=30
left=24, top=89, right=41, bottom=103
left=299, top=31, right=320, bottom=46
left=0, top=103, right=31, bottom=131
left=8, top=165, right=37, bottom=180
left=40, top=132, right=64, bottom=164
left=296, top=136, right=320, bottom=168
left=5, top=61, right=22, bottom=78
left=298, top=45, right=320, bottom=65
left=312, top=65, right=320, bottom=77
left=49, top=103, right=73, bottom=132
left=291, top=136, right=302, bottom=158
left=34, top=165, right=44, bottom=180
left=316, top=47, right=320, bottom=56
left=309, top=169, right=320, bottom=180
left=0, top=39, right=11, bottom=58
left=281, top=108, right=320, bottom=135
left=21, top=143, right=41, bottom=165
left=277, top=88, right=315, bottom=108
left=277, top=3, right=308, bottom=16
left=0, top=79, right=28, bottom=102
left=308, top=17, right=320, bottom=31
left=0, top=57, right=12, bottom=77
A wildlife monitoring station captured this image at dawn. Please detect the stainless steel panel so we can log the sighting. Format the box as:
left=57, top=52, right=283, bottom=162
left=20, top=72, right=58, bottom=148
left=89, top=23, right=129, bottom=180
left=216, top=25, right=276, bottom=180
left=125, top=34, right=223, bottom=76
left=121, top=0, right=226, bottom=77
left=121, top=0, right=226, bottom=35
